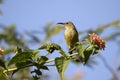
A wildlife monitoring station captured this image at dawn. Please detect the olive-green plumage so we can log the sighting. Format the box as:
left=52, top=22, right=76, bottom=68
left=58, top=21, right=79, bottom=50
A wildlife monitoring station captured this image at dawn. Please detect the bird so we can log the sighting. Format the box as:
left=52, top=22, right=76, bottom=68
left=57, top=21, right=79, bottom=54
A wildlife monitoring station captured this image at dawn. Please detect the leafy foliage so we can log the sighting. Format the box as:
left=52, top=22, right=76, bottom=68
left=55, top=57, right=69, bottom=80
left=38, top=43, right=63, bottom=53
left=0, top=59, right=7, bottom=69
left=8, top=50, right=38, bottom=66
left=0, top=19, right=120, bottom=80
left=0, top=70, right=7, bottom=80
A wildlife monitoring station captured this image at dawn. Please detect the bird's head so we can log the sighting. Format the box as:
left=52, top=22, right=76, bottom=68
left=57, top=21, right=75, bottom=29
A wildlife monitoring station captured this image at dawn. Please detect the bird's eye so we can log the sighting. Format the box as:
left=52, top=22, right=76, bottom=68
left=66, top=22, right=69, bottom=24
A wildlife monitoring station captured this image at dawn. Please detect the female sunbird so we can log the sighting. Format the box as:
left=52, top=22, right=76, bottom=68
left=57, top=21, right=79, bottom=53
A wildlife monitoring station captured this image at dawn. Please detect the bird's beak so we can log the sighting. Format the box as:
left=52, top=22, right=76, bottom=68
left=57, top=22, right=65, bottom=25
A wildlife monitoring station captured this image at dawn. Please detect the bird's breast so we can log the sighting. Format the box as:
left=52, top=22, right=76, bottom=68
left=64, top=28, right=79, bottom=49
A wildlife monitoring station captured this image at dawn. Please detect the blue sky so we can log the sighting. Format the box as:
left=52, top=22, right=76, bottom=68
left=0, top=0, right=120, bottom=80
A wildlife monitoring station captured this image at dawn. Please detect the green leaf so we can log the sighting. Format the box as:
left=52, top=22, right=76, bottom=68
left=38, top=43, right=67, bottom=57
left=33, top=75, right=40, bottom=80
left=31, top=69, right=42, bottom=75
left=55, top=57, right=69, bottom=80
left=38, top=43, right=62, bottom=53
left=0, top=70, right=7, bottom=80
left=14, top=46, right=22, bottom=54
left=76, top=42, right=95, bottom=64
left=75, top=42, right=87, bottom=63
left=83, top=45, right=94, bottom=64
left=15, top=61, right=33, bottom=68
left=76, top=43, right=86, bottom=59
left=34, top=63, right=49, bottom=70
left=8, top=52, right=31, bottom=66
left=37, top=65, right=49, bottom=70
left=37, top=56, right=48, bottom=65
left=93, top=48, right=100, bottom=55
left=31, top=69, right=42, bottom=80
left=8, top=50, right=38, bottom=66
left=34, top=56, right=49, bottom=70
left=11, top=61, right=33, bottom=78
left=0, top=59, right=7, bottom=69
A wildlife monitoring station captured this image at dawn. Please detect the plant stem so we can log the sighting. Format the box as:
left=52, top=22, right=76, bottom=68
left=46, top=59, right=55, bottom=63
left=68, top=53, right=78, bottom=57
left=46, top=53, right=78, bottom=63
left=3, top=67, right=18, bottom=73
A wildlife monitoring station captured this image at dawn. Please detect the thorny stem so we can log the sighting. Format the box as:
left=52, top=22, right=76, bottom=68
left=98, top=54, right=118, bottom=80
